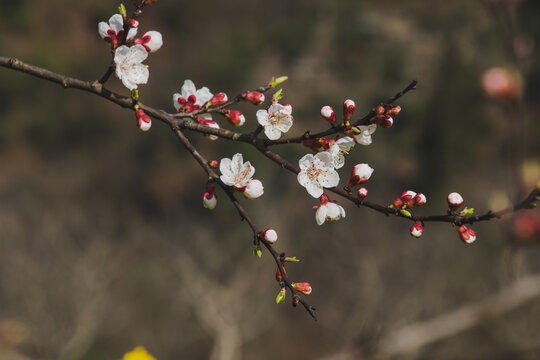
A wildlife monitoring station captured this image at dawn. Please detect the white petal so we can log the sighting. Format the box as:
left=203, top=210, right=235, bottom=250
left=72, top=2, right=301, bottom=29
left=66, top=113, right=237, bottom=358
left=109, top=14, right=124, bottom=34
left=114, top=45, right=130, bottom=63
left=181, top=80, right=196, bottom=98
left=275, top=116, right=293, bottom=132
left=231, top=153, right=244, bottom=174
left=98, top=22, right=110, bottom=39
left=241, top=162, right=256, bottom=180
left=127, top=27, right=138, bottom=41
left=264, top=126, right=282, bottom=140
left=306, top=182, right=323, bottom=198
left=333, top=153, right=345, bottom=169
left=256, top=109, right=269, bottom=126
left=219, top=158, right=232, bottom=177
left=196, top=87, right=213, bottom=105
left=129, top=44, right=149, bottom=63
left=336, top=136, right=355, bottom=152
left=326, top=203, right=341, bottom=219
left=297, top=171, right=310, bottom=187
left=315, top=207, right=327, bottom=226
left=298, top=154, right=314, bottom=171
left=314, top=151, right=334, bottom=170
left=143, top=31, right=162, bottom=52
left=319, top=169, right=339, bottom=188
left=173, top=93, right=181, bottom=112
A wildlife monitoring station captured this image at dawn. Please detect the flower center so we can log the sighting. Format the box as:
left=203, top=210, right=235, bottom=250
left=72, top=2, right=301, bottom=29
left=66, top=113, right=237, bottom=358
left=306, top=164, right=321, bottom=182
left=268, top=111, right=287, bottom=126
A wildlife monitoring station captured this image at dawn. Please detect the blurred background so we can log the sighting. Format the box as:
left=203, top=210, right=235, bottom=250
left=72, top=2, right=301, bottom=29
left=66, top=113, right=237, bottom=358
left=1, top=0, right=540, bottom=359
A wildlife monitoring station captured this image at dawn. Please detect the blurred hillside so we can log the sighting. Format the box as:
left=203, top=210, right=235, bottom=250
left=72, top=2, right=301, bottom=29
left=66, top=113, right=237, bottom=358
left=0, top=1, right=539, bottom=359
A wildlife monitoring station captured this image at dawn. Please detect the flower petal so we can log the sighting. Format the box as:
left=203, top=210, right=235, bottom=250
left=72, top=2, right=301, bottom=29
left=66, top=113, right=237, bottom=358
left=181, top=80, right=196, bottom=98
left=196, top=86, right=213, bottom=105
left=98, top=22, right=110, bottom=39
left=306, top=182, right=323, bottom=198
left=315, top=207, right=327, bottom=225
left=264, top=126, right=282, bottom=140
left=129, top=44, right=149, bottom=63
left=298, top=154, right=314, bottom=171
left=319, top=169, right=339, bottom=188
left=109, top=14, right=124, bottom=34
left=256, top=109, right=269, bottom=126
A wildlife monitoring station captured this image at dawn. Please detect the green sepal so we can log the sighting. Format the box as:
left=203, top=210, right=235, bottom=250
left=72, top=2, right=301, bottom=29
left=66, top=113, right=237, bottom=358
left=401, top=209, right=412, bottom=218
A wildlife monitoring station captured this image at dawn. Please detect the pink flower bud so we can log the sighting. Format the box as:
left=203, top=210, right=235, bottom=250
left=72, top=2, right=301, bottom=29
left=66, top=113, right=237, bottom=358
left=357, top=187, right=368, bottom=199
left=135, top=109, right=151, bottom=131
left=209, top=92, right=228, bottom=106
left=386, top=105, right=401, bottom=116
left=347, top=164, right=374, bottom=188
left=134, top=31, right=163, bottom=53
left=245, top=91, right=265, bottom=105
left=410, top=221, right=423, bottom=238
left=343, top=99, right=356, bottom=121
left=447, top=192, right=464, bottom=211
left=320, top=105, right=336, bottom=124
left=209, top=160, right=219, bottom=168
left=401, top=190, right=417, bottom=202
left=412, top=193, right=427, bottom=207
left=373, top=115, right=393, bottom=128
left=203, top=183, right=217, bottom=210
left=225, top=110, right=246, bottom=127
left=375, top=105, right=385, bottom=115
left=262, top=228, right=278, bottom=244
left=128, top=19, right=139, bottom=28
left=292, top=282, right=312, bottom=295
left=243, top=179, right=264, bottom=199
left=457, top=225, right=476, bottom=244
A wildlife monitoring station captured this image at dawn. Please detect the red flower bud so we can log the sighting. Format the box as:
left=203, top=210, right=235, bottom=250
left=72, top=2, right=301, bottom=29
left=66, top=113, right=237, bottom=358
left=386, top=105, right=401, bottom=116
left=372, top=115, right=393, bottom=128
left=357, top=187, right=368, bottom=199
left=244, top=91, right=265, bottom=105
left=135, top=109, right=151, bottom=131
left=320, top=106, right=336, bottom=124
left=209, top=160, right=219, bottom=168
left=375, top=105, right=385, bottom=115
left=209, top=92, right=228, bottom=106
left=410, top=221, right=423, bottom=238
left=343, top=99, right=356, bottom=121
left=447, top=192, right=464, bottom=211
left=292, top=282, right=312, bottom=295
left=225, top=110, right=246, bottom=127
left=457, top=225, right=476, bottom=244
left=347, top=164, right=374, bottom=188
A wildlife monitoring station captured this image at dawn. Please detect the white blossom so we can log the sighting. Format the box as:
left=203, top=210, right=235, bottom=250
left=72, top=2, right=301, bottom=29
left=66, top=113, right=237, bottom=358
left=329, top=136, right=355, bottom=169
left=256, top=103, right=293, bottom=140
left=220, top=153, right=255, bottom=189
left=98, top=14, right=137, bottom=43
left=173, top=80, right=213, bottom=112
left=297, top=152, right=339, bottom=198
left=315, top=197, right=346, bottom=226
left=352, top=124, right=377, bottom=146
left=114, top=44, right=149, bottom=90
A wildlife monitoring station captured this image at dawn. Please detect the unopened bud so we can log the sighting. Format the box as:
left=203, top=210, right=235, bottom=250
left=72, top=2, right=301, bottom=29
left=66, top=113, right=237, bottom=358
left=447, top=192, right=464, bottom=211
left=457, top=225, right=477, bottom=244
left=225, top=110, right=246, bottom=127
left=275, top=268, right=282, bottom=282
left=386, top=105, right=401, bottom=116
left=261, top=228, right=278, bottom=244
left=135, top=109, right=152, bottom=131
left=245, top=91, right=265, bottom=105
left=412, top=193, right=427, bottom=207
left=410, top=221, right=423, bottom=238
left=343, top=99, right=356, bottom=121
left=209, top=92, right=228, bottom=106
left=209, top=160, right=219, bottom=168
left=375, top=105, right=385, bottom=115
left=357, top=187, right=368, bottom=199
left=347, top=164, right=374, bottom=188
left=202, top=183, right=217, bottom=210
left=372, top=114, right=393, bottom=128
left=292, top=282, right=312, bottom=295
left=127, top=19, right=139, bottom=28
left=243, top=179, right=264, bottom=199
left=320, top=105, right=336, bottom=124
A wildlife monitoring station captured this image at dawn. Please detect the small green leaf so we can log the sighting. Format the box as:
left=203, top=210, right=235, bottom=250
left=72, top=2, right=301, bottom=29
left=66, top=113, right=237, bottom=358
left=275, top=288, right=286, bottom=304
left=269, top=76, right=288, bottom=88
left=401, top=209, right=412, bottom=218
left=284, top=256, right=300, bottom=263
left=461, top=207, right=474, bottom=216
left=253, top=247, right=262, bottom=258
left=118, top=4, right=127, bottom=16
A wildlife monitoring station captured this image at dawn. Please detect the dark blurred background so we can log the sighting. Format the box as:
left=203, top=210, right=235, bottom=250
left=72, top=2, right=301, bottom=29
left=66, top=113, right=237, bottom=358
left=1, top=0, right=540, bottom=359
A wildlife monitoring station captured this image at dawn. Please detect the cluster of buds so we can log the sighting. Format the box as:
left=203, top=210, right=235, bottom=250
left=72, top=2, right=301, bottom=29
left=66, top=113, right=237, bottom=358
left=447, top=192, right=478, bottom=244
left=202, top=182, right=217, bottom=210
left=371, top=104, right=401, bottom=128
left=391, top=190, right=427, bottom=209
